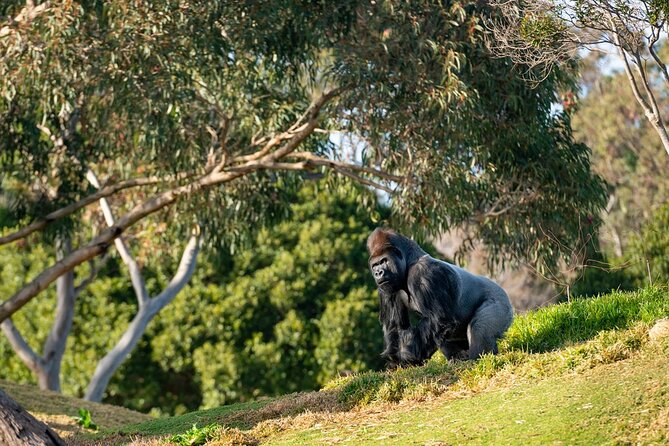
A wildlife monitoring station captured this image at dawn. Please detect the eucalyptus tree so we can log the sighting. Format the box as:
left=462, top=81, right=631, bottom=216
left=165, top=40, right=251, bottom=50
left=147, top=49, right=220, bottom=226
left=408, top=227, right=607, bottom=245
left=0, top=0, right=606, bottom=410
left=488, top=0, right=669, bottom=159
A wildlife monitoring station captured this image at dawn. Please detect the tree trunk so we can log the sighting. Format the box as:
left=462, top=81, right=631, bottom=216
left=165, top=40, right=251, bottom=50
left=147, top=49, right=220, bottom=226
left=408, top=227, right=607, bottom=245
left=41, top=237, right=76, bottom=392
left=84, top=305, right=153, bottom=402
left=84, top=234, right=201, bottom=402
left=0, top=388, right=66, bottom=446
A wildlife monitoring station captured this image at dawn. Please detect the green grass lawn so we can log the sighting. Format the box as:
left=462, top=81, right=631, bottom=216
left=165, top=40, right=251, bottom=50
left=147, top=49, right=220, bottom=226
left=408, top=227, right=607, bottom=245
left=270, top=336, right=669, bottom=445
left=8, top=286, right=669, bottom=445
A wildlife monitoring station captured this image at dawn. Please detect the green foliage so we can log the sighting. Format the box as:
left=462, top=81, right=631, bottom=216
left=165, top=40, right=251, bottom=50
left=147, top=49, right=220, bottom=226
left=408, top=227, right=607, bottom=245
left=570, top=200, right=669, bottom=298
left=629, top=201, right=669, bottom=282
left=148, top=182, right=388, bottom=410
left=0, top=0, right=607, bottom=270
left=520, top=12, right=568, bottom=47
left=0, top=0, right=612, bottom=417
left=0, top=181, right=390, bottom=414
left=0, top=242, right=56, bottom=384
left=167, top=423, right=219, bottom=446
left=504, top=286, right=668, bottom=352
left=73, top=408, right=98, bottom=431
left=648, top=0, right=669, bottom=23
left=574, top=56, right=669, bottom=257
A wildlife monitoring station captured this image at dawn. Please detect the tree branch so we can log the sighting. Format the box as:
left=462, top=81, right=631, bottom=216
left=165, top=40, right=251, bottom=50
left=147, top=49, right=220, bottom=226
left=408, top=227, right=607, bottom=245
left=233, top=87, right=345, bottom=165
left=149, top=230, right=201, bottom=317
left=289, top=151, right=404, bottom=183
left=0, top=175, right=181, bottom=247
left=0, top=89, right=341, bottom=323
left=40, top=237, right=76, bottom=392
left=84, top=229, right=201, bottom=402
left=86, top=169, right=150, bottom=306
left=0, top=319, right=43, bottom=375
left=74, top=257, right=107, bottom=296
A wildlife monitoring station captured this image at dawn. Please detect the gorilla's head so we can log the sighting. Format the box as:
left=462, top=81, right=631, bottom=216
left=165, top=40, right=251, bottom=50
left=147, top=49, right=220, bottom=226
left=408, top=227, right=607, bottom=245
left=367, top=228, right=430, bottom=293
left=367, top=228, right=408, bottom=293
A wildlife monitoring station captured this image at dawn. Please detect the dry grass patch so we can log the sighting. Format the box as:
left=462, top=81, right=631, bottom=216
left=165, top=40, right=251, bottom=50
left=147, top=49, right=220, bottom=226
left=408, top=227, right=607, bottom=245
left=0, top=379, right=151, bottom=439
left=224, top=390, right=344, bottom=429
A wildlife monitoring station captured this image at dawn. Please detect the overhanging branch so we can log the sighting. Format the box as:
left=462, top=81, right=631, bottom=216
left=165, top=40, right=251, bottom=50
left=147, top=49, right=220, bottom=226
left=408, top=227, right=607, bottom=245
left=0, top=173, right=191, bottom=247
left=0, top=89, right=343, bottom=323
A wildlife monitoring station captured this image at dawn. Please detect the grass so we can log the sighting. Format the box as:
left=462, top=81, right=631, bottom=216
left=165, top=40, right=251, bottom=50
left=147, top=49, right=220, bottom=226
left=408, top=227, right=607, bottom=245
left=503, top=285, right=669, bottom=352
left=325, top=285, right=669, bottom=406
left=10, top=286, right=669, bottom=445
left=0, top=378, right=150, bottom=438
left=271, top=336, right=669, bottom=445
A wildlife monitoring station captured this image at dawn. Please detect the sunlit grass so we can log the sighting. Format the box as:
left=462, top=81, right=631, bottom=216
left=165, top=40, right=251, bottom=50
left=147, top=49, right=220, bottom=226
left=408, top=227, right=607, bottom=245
left=10, top=285, right=669, bottom=445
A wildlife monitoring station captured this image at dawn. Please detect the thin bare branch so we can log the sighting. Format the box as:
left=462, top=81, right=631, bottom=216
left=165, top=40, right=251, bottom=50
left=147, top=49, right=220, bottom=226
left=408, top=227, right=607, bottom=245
left=74, top=257, right=108, bottom=296
left=290, top=151, right=404, bottom=183
left=648, top=39, right=669, bottom=85
left=234, top=87, right=346, bottom=164
left=86, top=169, right=150, bottom=306
left=0, top=319, right=43, bottom=375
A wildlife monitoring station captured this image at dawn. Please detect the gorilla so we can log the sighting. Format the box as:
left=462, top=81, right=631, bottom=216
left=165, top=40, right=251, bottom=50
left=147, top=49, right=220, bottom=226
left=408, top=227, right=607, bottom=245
left=367, top=228, right=513, bottom=367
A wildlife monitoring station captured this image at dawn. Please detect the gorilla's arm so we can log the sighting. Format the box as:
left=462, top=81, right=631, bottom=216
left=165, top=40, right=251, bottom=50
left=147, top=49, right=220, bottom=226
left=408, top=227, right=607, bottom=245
left=396, top=258, right=461, bottom=365
left=397, top=316, right=437, bottom=365
left=378, top=289, right=410, bottom=365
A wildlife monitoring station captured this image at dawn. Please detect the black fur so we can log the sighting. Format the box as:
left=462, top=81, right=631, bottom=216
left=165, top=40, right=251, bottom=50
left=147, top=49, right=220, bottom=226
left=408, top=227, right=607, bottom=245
left=367, top=228, right=514, bottom=366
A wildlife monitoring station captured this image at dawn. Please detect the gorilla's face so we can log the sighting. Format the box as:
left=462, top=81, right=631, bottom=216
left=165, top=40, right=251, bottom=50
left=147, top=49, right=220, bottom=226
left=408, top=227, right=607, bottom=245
left=369, top=247, right=406, bottom=293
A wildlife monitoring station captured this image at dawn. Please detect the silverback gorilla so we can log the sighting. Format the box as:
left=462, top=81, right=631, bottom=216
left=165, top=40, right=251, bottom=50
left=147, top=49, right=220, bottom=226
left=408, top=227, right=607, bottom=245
left=367, top=228, right=513, bottom=367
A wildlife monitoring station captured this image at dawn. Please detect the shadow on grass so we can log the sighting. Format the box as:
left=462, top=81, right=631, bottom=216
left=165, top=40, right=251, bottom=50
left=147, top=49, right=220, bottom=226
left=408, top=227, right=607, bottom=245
left=115, top=389, right=349, bottom=438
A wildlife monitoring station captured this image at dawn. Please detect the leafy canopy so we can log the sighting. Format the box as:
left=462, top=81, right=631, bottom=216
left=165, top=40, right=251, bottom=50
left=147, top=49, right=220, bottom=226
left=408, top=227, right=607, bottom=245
left=0, top=0, right=607, bottom=272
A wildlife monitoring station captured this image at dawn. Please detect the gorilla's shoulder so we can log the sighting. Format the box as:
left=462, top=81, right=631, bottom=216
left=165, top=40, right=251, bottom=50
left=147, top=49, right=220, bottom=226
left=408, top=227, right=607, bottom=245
left=407, top=256, right=461, bottom=294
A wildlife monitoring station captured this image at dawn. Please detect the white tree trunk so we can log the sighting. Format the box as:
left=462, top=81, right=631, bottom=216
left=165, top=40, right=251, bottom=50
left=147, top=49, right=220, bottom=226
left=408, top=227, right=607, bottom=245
left=1, top=236, right=77, bottom=393
left=41, top=238, right=76, bottom=392
left=83, top=234, right=200, bottom=402
left=84, top=169, right=201, bottom=402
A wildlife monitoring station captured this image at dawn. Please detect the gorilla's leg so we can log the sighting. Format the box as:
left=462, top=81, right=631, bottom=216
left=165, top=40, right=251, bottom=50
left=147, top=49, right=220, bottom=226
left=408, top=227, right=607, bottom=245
left=438, top=339, right=469, bottom=360
left=466, top=299, right=513, bottom=360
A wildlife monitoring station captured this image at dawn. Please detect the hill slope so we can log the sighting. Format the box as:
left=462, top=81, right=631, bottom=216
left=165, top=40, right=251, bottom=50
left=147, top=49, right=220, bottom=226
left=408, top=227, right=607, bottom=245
left=7, top=286, right=669, bottom=445
left=0, top=379, right=150, bottom=438
left=269, top=336, right=669, bottom=445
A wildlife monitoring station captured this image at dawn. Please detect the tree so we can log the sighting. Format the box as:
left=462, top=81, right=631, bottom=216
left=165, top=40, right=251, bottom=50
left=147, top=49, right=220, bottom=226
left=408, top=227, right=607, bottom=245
left=0, top=169, right=201, bottom=402
left=0, top=181, right=389, bottom=413
left=573, top=53, right=669, bottom=257
left=488, top=0, right=669, bottom=158
left=1, top=0, right=606, bottom=408
left=82, top=170, right=201, bottom=401
left=0, top=1, right=606, bottom=322
left=0, top=389, right=65, bottom=446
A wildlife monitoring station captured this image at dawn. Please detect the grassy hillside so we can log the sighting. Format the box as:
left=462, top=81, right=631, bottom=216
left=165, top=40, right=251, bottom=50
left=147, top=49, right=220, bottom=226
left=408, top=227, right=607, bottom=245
left=0, top=379, right=150, bottom=438
left=10, top=286, right=669, bottom=445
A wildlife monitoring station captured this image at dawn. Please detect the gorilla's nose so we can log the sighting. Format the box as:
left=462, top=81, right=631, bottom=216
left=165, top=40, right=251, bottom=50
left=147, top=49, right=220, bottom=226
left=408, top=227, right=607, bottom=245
left=374, top=267, right=384, bottom=279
